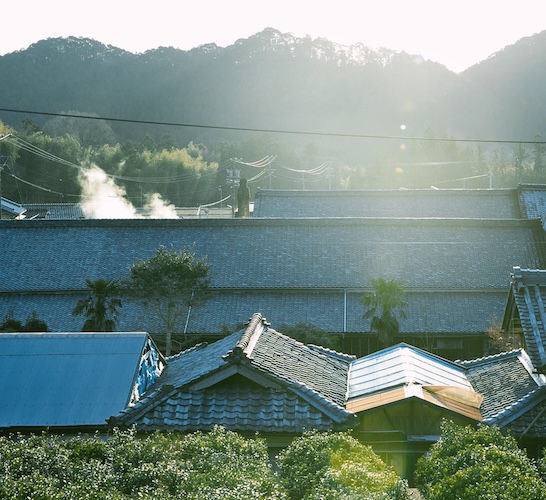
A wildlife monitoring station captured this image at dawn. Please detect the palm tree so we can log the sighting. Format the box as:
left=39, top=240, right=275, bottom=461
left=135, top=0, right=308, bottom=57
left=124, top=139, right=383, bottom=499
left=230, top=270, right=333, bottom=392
left=361, top=278, right=407, bottom=348
left=72, top=279, right=122, bottom=332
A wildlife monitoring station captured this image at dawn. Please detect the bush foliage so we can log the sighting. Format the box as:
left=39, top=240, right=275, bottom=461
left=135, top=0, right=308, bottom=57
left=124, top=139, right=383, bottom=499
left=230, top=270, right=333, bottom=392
left=277, top=431, right=408, bottom=499
left=414, top=420, right=546, bottom=500
left=0, top=427, right=283, bottom=499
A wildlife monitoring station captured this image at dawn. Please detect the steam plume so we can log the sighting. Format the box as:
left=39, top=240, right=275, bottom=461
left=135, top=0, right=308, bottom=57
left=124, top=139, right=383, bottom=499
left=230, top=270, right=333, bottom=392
left=78, top=165, right=178, bottom=219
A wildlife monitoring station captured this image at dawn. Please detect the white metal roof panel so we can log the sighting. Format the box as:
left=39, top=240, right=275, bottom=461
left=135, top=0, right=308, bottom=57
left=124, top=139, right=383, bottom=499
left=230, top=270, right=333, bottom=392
left=347, top=344, right=472, bottom=400
left=0, top=332, right=149, bottom=428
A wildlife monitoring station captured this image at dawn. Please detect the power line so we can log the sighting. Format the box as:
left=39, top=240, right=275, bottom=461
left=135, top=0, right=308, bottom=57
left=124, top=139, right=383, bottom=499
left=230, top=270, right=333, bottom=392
left=1, top=107, right=544, bottom=145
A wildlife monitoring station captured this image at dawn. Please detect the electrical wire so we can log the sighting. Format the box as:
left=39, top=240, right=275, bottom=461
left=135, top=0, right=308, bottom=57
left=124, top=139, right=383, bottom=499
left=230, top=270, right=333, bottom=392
left=6, top=135, right=220, bottom=185
left=4, top=170, right=80, bottom=198
left=1, top=106, right=545, bottom=145
left=231, top=155, right=277, bottom=168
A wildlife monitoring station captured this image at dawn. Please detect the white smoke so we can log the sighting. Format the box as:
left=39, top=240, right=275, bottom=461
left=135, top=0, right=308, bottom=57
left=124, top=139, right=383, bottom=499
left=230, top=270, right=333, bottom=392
left=78, top=165, right=178, bottom=219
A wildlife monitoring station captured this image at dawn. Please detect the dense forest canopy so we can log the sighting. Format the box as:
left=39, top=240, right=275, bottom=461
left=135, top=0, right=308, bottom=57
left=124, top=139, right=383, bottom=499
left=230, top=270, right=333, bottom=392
left=1, top=28, right=546, bottom=206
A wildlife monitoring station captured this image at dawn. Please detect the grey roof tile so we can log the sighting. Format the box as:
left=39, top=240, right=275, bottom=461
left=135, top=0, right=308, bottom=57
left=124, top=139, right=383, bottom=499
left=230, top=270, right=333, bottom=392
left=22, top=203, right=85, bottom=220
left=518, top=184, right=546, bottom=220
left=459, top=349, right=541, bottom=422
left=2, top=218, right=542, bottom=292
left=497, top=389, right=546, bottom=437
left=506, top=267, right=546, bottom=369
left=0, top=289, right=508, bottom=337
left=125, top=382, right=342, bottom=433
left=111, top=313, right=355, bottom=432
left=249, top=327, right=351, bottom=407
left=254, top=188, right=521, bottom=218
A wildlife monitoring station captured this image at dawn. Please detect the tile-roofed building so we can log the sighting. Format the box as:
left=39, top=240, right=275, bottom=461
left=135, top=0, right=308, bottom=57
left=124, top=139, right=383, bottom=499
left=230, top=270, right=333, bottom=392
left=2, top=214, right=545, bottom=359
left=22, top=203, right=85, bottom=220
left=109, top=313, right=356, bottom=443
left=253, top=188, right=523, bottom=219
left=345, top=343, right=483, bottom=480
left=518, top=184, right=546, bottom=220
left=502, top=266, right=546, bottom=371
left=459, top=348, right=546, bottom=457
left=0, top=332, right=164, bottom=431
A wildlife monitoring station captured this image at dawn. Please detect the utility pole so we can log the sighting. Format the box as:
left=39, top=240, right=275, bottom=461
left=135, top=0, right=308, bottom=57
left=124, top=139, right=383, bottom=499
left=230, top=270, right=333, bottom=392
left=226, top=163, right=240, bottom=218
left=0, top=134, right=13, bottom=220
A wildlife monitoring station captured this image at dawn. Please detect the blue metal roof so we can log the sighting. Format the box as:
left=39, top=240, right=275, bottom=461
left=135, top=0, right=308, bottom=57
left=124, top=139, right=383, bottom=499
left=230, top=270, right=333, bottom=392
left=0, top=332, right=152, bottom=428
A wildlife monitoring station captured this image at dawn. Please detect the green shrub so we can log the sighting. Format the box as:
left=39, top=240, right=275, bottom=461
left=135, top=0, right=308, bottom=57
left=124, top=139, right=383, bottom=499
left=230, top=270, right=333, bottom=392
left=0, top=427, right=284, bottom=499
left=277, top=430, right=408, bottom=499
left=414, top=420, right=546, bottom=500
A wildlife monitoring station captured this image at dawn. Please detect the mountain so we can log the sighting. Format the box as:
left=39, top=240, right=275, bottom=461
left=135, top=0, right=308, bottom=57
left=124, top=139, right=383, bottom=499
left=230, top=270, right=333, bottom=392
left=1, top=28, right=545, bottom=161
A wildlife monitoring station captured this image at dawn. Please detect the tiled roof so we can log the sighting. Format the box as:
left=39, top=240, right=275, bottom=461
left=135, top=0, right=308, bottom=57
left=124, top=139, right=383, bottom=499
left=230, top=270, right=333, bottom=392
left=254, top=188, right=521, bottom=218
left=248, top=326, right=351, bottom=407
left=459, top=349, right=543, bottom=423
left=22, top=203, right=85, bottom=220
left=498, top=389, right=546, bottom=438
left=518, top=184, right=546, bottom=220
left=2, top=208, right=544, bottom=341
left=0, top=289, right=507, bottom=336
left=117, top=381, right=343, bottom=433
left=2, top=218, right=541, bottom=291
left=0, top=332, right=161, bottom=429
left=111, top=313, right=356, bottom=432
left=506, top=267, right=546, bottom=369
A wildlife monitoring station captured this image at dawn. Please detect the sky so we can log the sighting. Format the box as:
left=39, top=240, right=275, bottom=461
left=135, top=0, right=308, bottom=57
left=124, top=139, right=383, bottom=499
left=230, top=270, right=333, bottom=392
left=2, top=1, right=545, bottom=73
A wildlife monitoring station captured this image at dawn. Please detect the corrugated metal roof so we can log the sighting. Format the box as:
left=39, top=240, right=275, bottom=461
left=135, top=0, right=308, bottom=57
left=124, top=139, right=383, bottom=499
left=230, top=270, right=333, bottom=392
left=347, top=343, right=473, bottom=401
left=0, top=332, right=150, bottom=428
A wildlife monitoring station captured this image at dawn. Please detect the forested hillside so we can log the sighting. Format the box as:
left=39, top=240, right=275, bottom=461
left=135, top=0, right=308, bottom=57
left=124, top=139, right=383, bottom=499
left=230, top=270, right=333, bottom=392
left=1, top=28, right=546, bottom=206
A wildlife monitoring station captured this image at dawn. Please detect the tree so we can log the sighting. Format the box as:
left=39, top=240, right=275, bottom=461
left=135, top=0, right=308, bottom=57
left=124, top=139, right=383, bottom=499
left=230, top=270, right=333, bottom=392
left=362, top=278, right=407, bottom=348
left=485, top=320, right=522, bottom=355
left=0, top=311, right=49, bottom=332
left=513, top=142, right=529, bottom=182
left=277, top=431, right=407, bottom=499
left=414, top=419, right=546, bottom=499
left=534, top=135, right=545, bottom=172
left=0, top=311, right=24, bottom=332
left=72, top=278, right=122, bottom=332
left=23, top=311, right=49, bottom=332
left=43, top=111, right=117, bottom=147
left=127, top=245, right=210, bottom=356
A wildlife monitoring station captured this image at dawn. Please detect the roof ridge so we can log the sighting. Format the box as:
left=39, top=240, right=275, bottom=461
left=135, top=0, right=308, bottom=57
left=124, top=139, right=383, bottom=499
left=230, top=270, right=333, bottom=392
left=224, top=313, right=268, bottom=363
left=307, top=344, right=356, bottom=363
left=457, top=348, right=524, bottom=366
left=166, top=342, right=208, bottom=361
